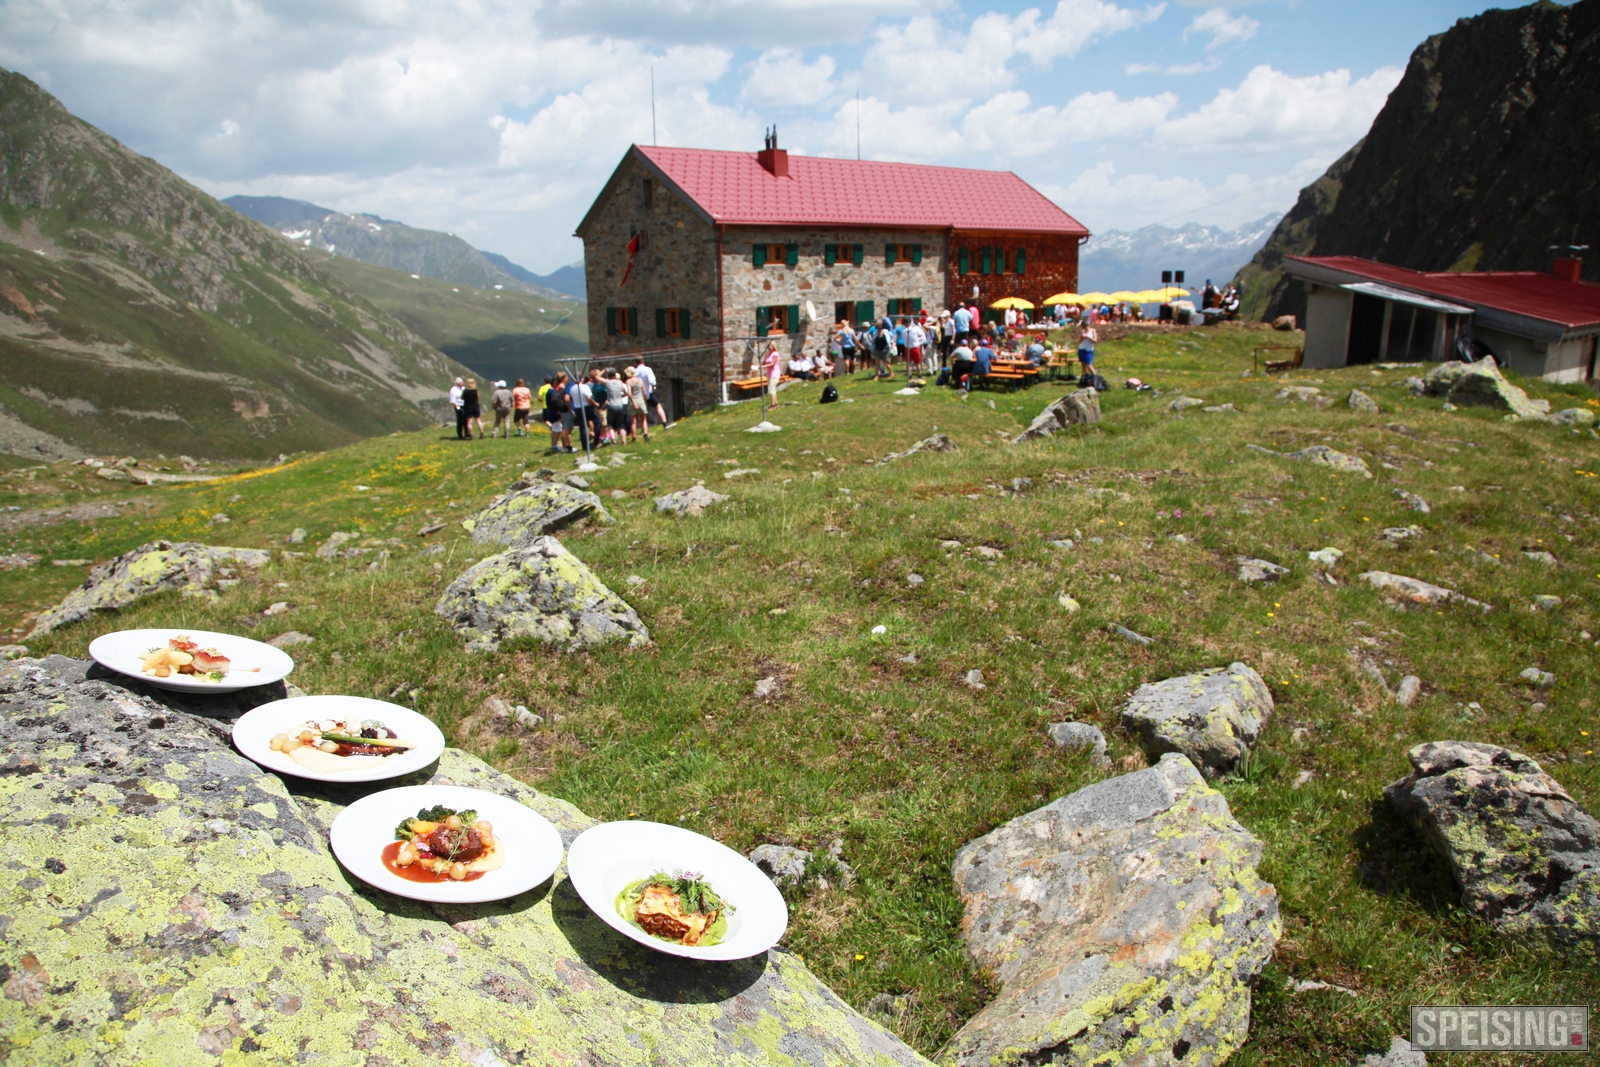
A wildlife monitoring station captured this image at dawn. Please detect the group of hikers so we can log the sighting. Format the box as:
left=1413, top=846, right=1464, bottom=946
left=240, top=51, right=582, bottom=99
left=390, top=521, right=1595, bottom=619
left=446, top=355, right=668, bottom=453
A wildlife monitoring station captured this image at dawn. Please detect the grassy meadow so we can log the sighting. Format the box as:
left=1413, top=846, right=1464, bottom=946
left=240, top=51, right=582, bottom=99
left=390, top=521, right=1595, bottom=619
left=3, top=321, right=1597, bottom=1064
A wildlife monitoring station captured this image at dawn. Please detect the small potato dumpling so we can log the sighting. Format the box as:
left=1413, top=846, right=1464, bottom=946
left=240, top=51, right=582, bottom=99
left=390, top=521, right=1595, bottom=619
left=297, top=729, right=316, bottom=744
left=269, top=733, right=289, bottom=752
left=449, top=862, right=467, bottom=880
left=444, top=815, right=463, bottom=830
left=396, top=842, right=416, bottom=867
left=476, top=820, right=493, bottom=834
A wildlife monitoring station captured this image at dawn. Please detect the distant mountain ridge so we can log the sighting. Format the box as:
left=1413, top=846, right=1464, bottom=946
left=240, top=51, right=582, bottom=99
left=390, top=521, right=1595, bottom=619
left=0, top=67, right=470, bottom=461
left=1234, top=0, right=1600, bottom=321
left=224, top=196, right=585, bottom=300
left=1079, top=214, right=1281, bottom=295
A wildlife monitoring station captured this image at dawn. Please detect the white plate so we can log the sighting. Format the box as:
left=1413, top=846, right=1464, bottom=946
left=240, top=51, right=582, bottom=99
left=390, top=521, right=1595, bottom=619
left=329, top=785, right=564, bottom=903
left=231, top=695, right=446, bottom=783
left=567, top=821, right=788, bottom=961
left=89, top=627, right=295, bottom=692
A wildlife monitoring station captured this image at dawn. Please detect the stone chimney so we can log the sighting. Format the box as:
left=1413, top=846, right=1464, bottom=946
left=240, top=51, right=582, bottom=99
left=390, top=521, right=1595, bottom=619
left=757, top=125, right=788, bottom=178
left=1551, top=257, right=1582, bottom=283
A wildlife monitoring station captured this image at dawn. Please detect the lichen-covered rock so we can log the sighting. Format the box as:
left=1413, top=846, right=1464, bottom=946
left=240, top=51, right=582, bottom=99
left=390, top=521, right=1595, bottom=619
left=0, top=656, right=930, bottom=1066
left=1168, top=396, right=1205, bottom=412
left=943, top=753, right=1280, bottom=1067
left=1394, top=488, right=1431, bottom=513
left=655, top=484, right=730, bottom=517
left=1237, top=556, right=1289, bottom=582
left=26, top=540, right=271, bottom=638
left=460, top=481, right=612, bottom=546
left=1119, top=662, right=1274, bottom=778
left=1010, top=388, right=1100, bottom=445
left=879, top=434, right=955, bottom=464
left=1551, top=407, right=1598, bottom=428
left=1246, top=442, right=1373, bottom=478
left=436, top=535, right=650, bottom=652
left=1423, top=360, right=1547, bottom=419
left=315, top=530, right=357, bottom=559
left=749, top=844, right=812, bottom=888
left=1276, top=385, right=1322, bottom=402
left=1047, top=721, right=1110, bottom=768
left=1385, top=741, right=1600, bottom=949
left=1359, top=570, right=1491, bottom=612
left=1348, top=388, right=1382, bottom=413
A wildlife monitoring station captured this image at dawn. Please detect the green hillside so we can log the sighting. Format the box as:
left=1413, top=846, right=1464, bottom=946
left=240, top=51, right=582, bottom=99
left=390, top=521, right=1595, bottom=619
left=310, top=250, right=589, bottom=387
left=5, top=324, right=1596, bottom=1063
left=0, top=67, right=472, bottom=462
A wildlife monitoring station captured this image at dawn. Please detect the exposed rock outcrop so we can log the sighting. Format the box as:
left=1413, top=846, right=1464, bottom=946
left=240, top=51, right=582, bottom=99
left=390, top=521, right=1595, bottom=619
left=1423, top=360, right=1547, bottom=419
left=435, top=535, right=649, bottom=652
left=27, top=540, right=271, bottom=638
left=1386, top=741, right=1600, bottom=948
left=1009, top=389, right=1101, bottom=445
left=1246, top=442, right=1373, bottom=478
left=1359, top=570, right=1491, bottom=612
left=460, top=481, right=612, bottom=546
left=1119, top=662, right=1274, bottom=778
left=879, top=434, right=955, bottom=464
left=654, top=485, right=730, bottom=517
left=0, top=655, right=926, bottom=1065
left=943, top=753, right=1280, bottom=1067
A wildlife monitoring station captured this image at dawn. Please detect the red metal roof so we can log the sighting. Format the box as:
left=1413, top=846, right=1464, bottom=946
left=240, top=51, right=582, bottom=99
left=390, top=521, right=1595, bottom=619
left=635, top=145, right=1089, bottom=235
left=1288, top=256, right=1600, bottom=331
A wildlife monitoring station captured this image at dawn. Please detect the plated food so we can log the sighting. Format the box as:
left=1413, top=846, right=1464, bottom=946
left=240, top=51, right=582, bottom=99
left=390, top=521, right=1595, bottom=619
left=232, top=696, right=445, bottom=783
left=329, top=785, right=562, bottom=903
left=567, top=821, right=788, bottom=961
left=89, top=628, right=294, bottom=693
left=618, top=870, right=731, bottom=947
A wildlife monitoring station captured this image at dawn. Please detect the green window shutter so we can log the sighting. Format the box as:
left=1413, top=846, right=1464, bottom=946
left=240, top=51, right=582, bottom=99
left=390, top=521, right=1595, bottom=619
left=958, top=248, right=969, bottom=275
left=855, top=300, right=873, bottom=323
left=884, top=243, right=896, bottom=266
left=605, top=307, right=617, bottom=336
left=628, top=308, right=639, bottom=336
left=1015, top=247, right=1026, bottom=275
left=679, top=308, right=690, bottom=339
left=825, top=244, right=837, bottom=267
left=980, top=248, right=991, bottom=275
left=785, top=243, right=798, bottom=267
left=752, top=243, right=766, bottom=267
left=756, top=306, right=769, bottom=335
left=913, top=297, right=923, bottom=313
left=656, top=308, right=667, bottom=338
left=788, top=305, right=800, bottom=333
left=911, top=244, right=923, bottom=265
left=852, top=244, right=864, bottom=266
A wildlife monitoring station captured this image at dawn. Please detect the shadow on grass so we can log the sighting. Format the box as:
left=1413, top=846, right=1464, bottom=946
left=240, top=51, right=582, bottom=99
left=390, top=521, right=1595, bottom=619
left=1350, top=796, right=1462, bottom=916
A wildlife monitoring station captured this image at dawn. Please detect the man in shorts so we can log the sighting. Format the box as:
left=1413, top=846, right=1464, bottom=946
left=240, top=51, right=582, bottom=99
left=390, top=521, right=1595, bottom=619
left=489, top=380, right=513, bottom=437
left=632, top=356, right=668, bottom=426
left=511, top=378, right=532, bottom=436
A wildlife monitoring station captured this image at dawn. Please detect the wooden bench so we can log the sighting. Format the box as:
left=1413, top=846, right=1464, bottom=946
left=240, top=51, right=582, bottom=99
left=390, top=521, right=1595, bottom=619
left=979, top=370, right=1028, bottom=391
left=728, top=375, right=793, bottom=397
left=1253, top=346, right=1304, bottom=373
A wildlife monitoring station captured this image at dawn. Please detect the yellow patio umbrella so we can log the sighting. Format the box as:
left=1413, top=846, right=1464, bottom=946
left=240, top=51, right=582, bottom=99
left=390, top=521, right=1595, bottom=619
left=1133, top=289, right=1167, bottom=303
left=1079, top=292, right=1114, bottom=304
left=1109, top=290, right=1141, bottom=303
left=989, top=296, right=1035, bottom=309
left=1156, top=286, right=1191, bottom=300
left=1041, top=292, right=1082, bottom=305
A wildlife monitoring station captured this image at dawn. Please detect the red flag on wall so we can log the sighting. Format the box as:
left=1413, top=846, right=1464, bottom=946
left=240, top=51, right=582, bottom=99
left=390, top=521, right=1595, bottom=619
left=620, top=232, right=642, bottom=285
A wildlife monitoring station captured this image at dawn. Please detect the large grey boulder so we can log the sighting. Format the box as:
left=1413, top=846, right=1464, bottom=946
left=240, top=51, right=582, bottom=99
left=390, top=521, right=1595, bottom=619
left=1119, top=662, right=1274, bottom=778
left=0, top=656, right=927, bottom=1066
left=435, top=535, right=650, bottom=652
left=460, top=481, right=612, bottom=546
left=1246, top=443, right=1372, bottom=478
left=654, top=484, right=730, bottom=517
left=1423, top=360, right=1547, bottom=419
left=943, top=753, right=1280, bottom=1067
left=879, top=433, right=955, bottom=464
left=1010, top=388, right=1101, bottom=445
left=1551, top=407, right=1597, bottom=428
left=27, top=540, right=271, bottom=638
left=1386, top=741, right=1600, bottom=949
left=1348, top=388, right=1382, bottom=414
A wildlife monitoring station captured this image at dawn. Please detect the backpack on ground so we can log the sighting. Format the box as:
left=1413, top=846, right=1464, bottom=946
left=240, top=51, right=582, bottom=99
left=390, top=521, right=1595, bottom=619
left=1078, top=372, right=1109, bottom=392
left=820, top=383, right=839, bottom=404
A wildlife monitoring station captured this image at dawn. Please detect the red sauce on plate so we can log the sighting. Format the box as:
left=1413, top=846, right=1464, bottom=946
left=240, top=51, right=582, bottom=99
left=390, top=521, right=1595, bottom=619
left=381, top=841, right=486, bottom=883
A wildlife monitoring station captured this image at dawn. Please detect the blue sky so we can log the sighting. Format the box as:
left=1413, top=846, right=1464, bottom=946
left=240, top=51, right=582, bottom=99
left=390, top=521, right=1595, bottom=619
left=0, top=0, right=1507, bottom=273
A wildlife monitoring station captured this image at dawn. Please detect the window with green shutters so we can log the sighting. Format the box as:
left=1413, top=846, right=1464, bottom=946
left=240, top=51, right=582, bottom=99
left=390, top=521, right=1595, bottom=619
left=825, top=245, right=837, bottom=267
left=911, top=244, right=923, bottom=265
left=884, top=243, right=897, bottom=266
left=854, top=299, right=874, bottom=323
left=980, top=247, right=992, bottom=275
left=958, top=248, right=969, bottom=275
left=655, top=308, right=690, bottom=339
left=607, top=308, right=636, bottom=336
left=852, top=244, right=864, bottom=266
left=785, top=243, right=799, bottom=267
left=606, top=307, right=616, bottom=336
left=1015, top=247, right=1026, bottom=275
left=752, top=244, right=766, bottom=267
left=755, top=306, right=770, bottom=335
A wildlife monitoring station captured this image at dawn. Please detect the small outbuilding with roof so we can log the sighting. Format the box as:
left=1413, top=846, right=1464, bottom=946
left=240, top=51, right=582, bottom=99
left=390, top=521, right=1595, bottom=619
left=575, top=135, right=1089, bottom=411
left=1284, top=255, right=1600, bottom=382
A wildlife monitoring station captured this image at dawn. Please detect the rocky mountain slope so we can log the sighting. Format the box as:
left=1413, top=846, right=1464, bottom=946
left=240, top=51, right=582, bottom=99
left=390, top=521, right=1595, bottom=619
left=1234, top=0, right=1600, bottom=321
left=226, top=195, right=584, bottom=300
left=0, top=67, right=471, bottom=461
left=1079, top=214, right=1280, bottom=295
left=483, top=250, right=586, bottom=299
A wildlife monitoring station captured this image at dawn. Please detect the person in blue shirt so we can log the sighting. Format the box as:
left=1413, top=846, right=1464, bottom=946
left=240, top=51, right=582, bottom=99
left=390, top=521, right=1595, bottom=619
left=952, top=305, right=971, bottom=339
left=1025, top=339, right=1046, bottom=366
left=974, top=341, right=994, bottom=377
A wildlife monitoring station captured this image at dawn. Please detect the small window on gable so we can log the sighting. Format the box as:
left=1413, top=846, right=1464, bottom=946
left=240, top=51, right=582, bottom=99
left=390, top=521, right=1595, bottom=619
left=642, top=179, right=654, bottom=207
left=615, top=308, right=634, bottom=335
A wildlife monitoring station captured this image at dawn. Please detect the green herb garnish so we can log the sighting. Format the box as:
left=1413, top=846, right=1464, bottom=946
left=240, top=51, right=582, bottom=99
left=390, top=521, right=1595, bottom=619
left=649, top=871, right=726, bottom=915
left=393, top=805, right=476, bottom=841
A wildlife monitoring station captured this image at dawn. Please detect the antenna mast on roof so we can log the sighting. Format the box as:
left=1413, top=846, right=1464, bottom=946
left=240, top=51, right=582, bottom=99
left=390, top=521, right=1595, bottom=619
left=764, top=125, right=778, bottom=151
left=856, top=93, right=861, bottom=160
left=651, top=65, right=657, bottom=146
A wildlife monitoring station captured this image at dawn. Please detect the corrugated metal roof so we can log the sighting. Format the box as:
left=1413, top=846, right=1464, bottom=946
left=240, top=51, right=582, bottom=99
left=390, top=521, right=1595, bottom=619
left=1341, top=282, right=1475, bottom=314
left=1290, top=255, right=1600, bottom=331
left=636, top=145, right=1089, bottom=235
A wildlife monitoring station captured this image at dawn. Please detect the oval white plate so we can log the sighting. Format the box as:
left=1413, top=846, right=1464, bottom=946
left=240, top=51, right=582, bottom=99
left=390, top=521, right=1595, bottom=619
left=567, top=821, right=788, bottom=961
left=330, top=785, right=564, bottom=903
left=232, top=695, right=446, bottom=783
left=89, top=627, right=295, bottom=693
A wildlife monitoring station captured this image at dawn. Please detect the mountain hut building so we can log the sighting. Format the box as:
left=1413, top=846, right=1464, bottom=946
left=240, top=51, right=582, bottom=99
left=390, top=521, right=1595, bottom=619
left=575, top=138, right=1089, bottom=413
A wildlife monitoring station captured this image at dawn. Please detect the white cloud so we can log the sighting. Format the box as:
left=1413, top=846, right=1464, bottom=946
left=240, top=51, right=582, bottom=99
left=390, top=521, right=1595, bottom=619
left=1125, top=56, right=1220, bottom=75
left=1184, top=7, right=1259, bottom=48
left=1007, top=0, right=1168, bottom=67
left=1157, top=63, right=1402, bottom=153
left=742, top=50, right=838, bottom=108
left=961, top=89, right=1179, bottom=154
left=1043, top=156, right=1324, bottom=232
